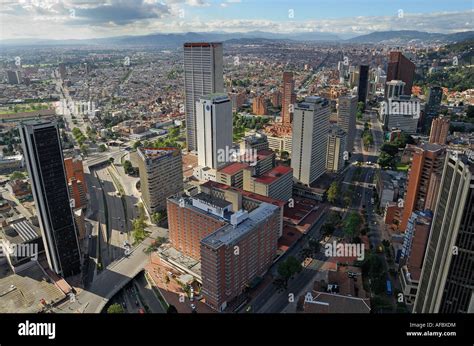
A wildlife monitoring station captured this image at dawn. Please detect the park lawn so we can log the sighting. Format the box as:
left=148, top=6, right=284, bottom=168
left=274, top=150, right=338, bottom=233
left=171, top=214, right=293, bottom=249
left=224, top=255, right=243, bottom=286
left=396, top=163, right=410, bottom=172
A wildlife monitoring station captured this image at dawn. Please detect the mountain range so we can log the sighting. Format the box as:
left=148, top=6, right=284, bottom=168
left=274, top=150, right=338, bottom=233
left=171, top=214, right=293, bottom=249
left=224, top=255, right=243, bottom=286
left=1, top=30, right=473, bottom=47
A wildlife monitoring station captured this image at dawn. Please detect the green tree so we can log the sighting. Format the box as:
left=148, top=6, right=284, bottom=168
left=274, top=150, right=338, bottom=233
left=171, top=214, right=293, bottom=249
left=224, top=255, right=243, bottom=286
left=80, top=144, right=89, bottom=156
left=151, top=212, right=164, bottom=225
left=98, top=144, right=107, bottom=152
left=123, top=160, right=133, bottom=174
left=10, top=171, right=26, bottom=180
left=133, top=140, right=142, bottom=149
left=326, top=182, right=339, bottom=204
left=378, top=152, right=395, bottom=169
left=107, top=303, right=124, bottom=313
left=280, top=151, right=290, bottom=160
left=343, top=212, right=362, bottom=239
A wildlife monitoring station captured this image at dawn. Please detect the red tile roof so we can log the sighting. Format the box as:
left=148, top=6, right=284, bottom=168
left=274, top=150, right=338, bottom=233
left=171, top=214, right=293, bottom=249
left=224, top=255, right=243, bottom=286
left=254, top=165, right=292, bottom=184
left=218, top=162, right=249, bottom=175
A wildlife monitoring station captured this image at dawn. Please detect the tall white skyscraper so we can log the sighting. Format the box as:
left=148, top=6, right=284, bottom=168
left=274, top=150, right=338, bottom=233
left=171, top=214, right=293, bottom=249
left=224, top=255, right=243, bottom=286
left=196, top=94, right=233, bottom=170
left=336, top=95, right=357, bottom=153
left=184, top=42, right=224, bottom=152
left=291, top=96, right=331, bottom=185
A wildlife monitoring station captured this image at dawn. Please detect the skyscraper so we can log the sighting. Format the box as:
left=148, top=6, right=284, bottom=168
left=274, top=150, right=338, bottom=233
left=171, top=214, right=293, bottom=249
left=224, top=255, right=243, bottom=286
left=6, top=70, right=21, bottom=85
left=336, top=95, right=357, bottom=152
left=357, top=65, right=369, bottom=104
left=64, top=156, right=87, bottom=209
left=281, top=71, right=296, bottom=124
left=326, top=125, right=347, bottom=173
left=196, top=94, right=233, bottom=170
left=385, top=80, right=405, bottom=99
left=386, top=52, right=415, bottom=96
left=400, top=143, right=446, bottom=231
left=252, top=94, right=267, bottom=115
left=184, top=42, right=224, bottom=152
left=414, top=154, right=474, bottom=313
left=424, top=86, right=444, bottom=132
left=137, top=147, right=183, bottom=214
left=429, top=117, right=450, bottom=145
left=425, top=86, right=443, bottom=117
left=20, top=120, right=81, bottom=277
left=292, top=96, right=331, bottom=185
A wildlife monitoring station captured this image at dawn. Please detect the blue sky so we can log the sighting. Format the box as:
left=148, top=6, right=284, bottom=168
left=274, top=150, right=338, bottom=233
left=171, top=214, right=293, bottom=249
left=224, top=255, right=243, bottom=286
left=0, top=0, right=472, bottom=39
left=188, top=0, right=473, bottom=21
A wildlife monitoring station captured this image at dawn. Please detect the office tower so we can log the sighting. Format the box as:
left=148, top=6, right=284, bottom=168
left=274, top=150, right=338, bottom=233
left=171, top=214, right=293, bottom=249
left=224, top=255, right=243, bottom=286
left=19, top=120, right=81, bottom=277
left=167, top=193, right=229, bottom=260
left=252, top=95, right=267, bottom=115
left=239, top=132, right=269, bottom=152
left=399, top=210, right=432, bottom=305
left=349, top=69, right=360, bottom=88
left=292, top=96, right=331, bottom=185
left=229, top=91, right=246, bottom=112
left=271, top=90, right=282, bottom=107
left=137, top=147, right=183, bottom=214
left=200, top=201, right=280, bottom=311
left=425, top=86, right=443, bottom=117
left=386, top=52, right=415, bottom=95
left=217, top=149, right=274, bottom=189
left=414, top=154, right=474, bottom=313
left=380, top=95, right=421, bottom=134
left=242, top=165, right=293, bottom=202
left=64, top=157, right=87, bottom=209
left=184, top=42, right=224, bottom=151
left=429, top=117, right=450, bottom=145
left=6, top=70, right=21, bottom=85
left=281, top=72, right=296, bottom=124
left=357, top=65, right=369, bottom=104
left=385, top=80, right=405, bottom=99
left=326, top=125, right=347, bottom=173
left=400, top=144, right=446, bottom=231
left=196, top=94, right=233, bottom=170
left=336, top=95, right=357, bottom=152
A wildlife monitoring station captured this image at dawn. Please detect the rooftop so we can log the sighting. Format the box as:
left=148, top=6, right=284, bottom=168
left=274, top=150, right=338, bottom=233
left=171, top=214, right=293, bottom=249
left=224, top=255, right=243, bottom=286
left=193, top=192, right=232, bottom=209
left=218, top=162, right=249, bottom=175
left=201, top=202, right=278, bottom=249
left=254, top=165, right=293, bottom=184
left=138, top=147, right=179, bottom=160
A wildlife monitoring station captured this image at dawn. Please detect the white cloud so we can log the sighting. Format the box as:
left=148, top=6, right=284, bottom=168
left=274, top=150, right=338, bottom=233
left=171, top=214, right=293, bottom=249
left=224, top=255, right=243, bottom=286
left=0, top=4, right=471, bottom=40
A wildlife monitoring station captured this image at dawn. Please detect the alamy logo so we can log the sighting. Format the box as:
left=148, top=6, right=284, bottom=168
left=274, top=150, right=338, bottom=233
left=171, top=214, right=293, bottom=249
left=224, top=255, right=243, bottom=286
left=324, top=241, right=365, bottom=261
left=18, top=320, right=56, bottom=339
left=57, top=99, right=96, bottom=116
left=0, top=243, right=38, bottom=261
left=380, top=99, right=420, bottom=119
left=217, top=146, right=258, bottom=165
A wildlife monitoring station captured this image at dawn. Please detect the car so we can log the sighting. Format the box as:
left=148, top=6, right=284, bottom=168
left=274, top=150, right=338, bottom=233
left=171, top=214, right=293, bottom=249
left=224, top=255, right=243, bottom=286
left=190, top=304, right=196, bottom=310
left=135, top=300, right=139, bottom=307
left=88, top=235, right=92, bottom=239
left=138, top=308, right=145, bottom=314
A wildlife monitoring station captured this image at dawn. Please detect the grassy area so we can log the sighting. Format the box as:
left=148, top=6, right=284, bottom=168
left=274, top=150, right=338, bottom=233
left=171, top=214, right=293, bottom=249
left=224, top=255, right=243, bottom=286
left=0, top=103, right=51, bottom=114
left=395, top=163, right=410, bottom=172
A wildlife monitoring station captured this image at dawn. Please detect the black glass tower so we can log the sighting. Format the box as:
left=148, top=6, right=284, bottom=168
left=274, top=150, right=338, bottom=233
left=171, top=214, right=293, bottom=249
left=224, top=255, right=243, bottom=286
left=20, top=120, right=81, bottom=277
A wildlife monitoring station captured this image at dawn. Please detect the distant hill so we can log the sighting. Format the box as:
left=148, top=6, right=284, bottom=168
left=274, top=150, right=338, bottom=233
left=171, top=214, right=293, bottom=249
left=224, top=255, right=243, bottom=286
left=1, top=30, right=472, bottom=47
left=347, top=30, right=474, bottom=44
